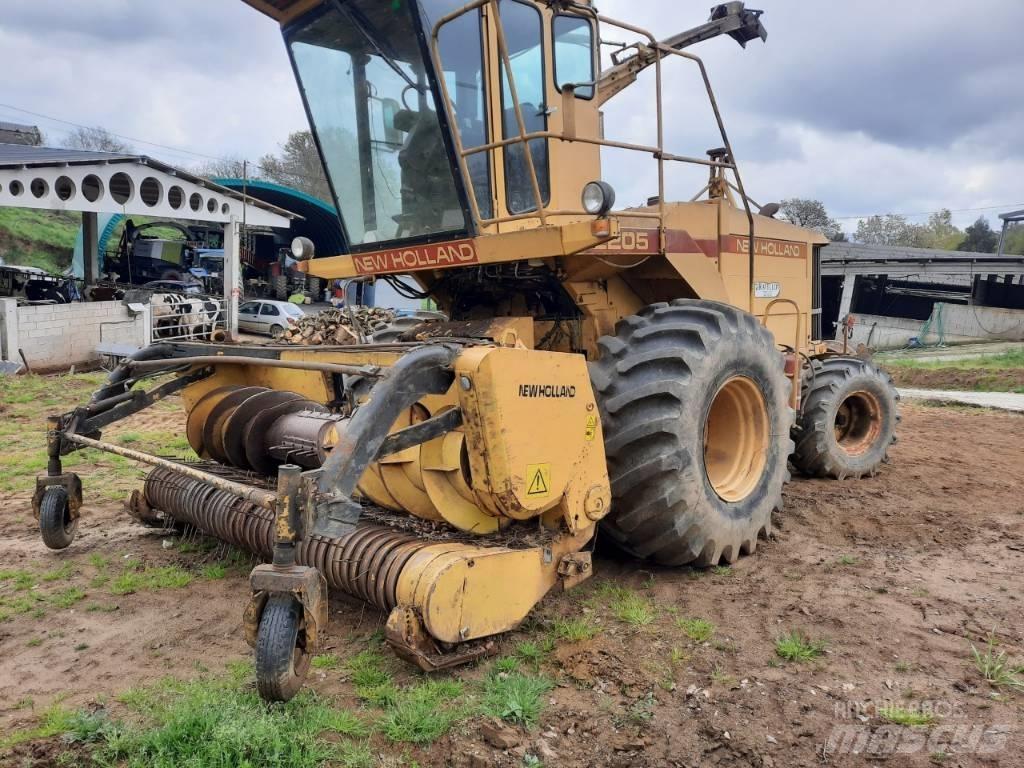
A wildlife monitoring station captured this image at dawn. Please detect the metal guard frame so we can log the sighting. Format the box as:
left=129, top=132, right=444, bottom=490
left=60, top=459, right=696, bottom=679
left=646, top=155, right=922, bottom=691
left=428, top=0, right=759, bottom=310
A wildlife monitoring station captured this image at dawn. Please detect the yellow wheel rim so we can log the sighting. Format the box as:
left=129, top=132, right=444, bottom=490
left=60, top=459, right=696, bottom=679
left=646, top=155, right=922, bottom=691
left=834, top=391, right=882, bottom=456
left=703, top=376, right=770, bottom=503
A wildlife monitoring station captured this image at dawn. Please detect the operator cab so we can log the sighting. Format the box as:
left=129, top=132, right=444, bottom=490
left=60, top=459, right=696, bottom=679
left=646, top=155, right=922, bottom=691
left=284, top=0, right=601, bottom=253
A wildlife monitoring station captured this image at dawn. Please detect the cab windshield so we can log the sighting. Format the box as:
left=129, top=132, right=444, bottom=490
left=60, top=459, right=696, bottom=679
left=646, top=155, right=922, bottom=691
left=286, top=0, right=472, bottom=247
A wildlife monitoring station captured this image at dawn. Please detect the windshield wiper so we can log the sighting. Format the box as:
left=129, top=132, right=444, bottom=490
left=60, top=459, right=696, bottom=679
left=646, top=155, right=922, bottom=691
left=331, top=0, right=424, bottom=93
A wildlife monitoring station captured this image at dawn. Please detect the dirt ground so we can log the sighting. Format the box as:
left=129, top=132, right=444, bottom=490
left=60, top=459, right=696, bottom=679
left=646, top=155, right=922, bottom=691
left=1, top=402, right=1023, bottom=767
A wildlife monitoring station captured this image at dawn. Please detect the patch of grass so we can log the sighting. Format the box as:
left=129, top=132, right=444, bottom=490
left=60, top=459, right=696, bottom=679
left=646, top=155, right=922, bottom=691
left=6, top=570, right=36, bottom=591
left=710, top=664, right=735, bottom=687
left=41, top=562, right=75, bottom=582
left=493, top=656, right=521, bottom=674
left=110, top=565, right=193, bottom=595
left=592, top=583, right=657, bottom=627
left=88, top=554, right=111, bottom=571
left=676, top=617, right=715, bottom=643
left=836, top=554, right=858, bottom=566
left=882, top=349, right=1024, bottom=370
left=552, top=616, right=600, bottom=642
left=611, top=591, right=656, bottom=628
left=379, top=679, right=467, bottom=744
left=775, top=630, right=827, bottom=663
left=26, top=637, right=43, bottom=647
left=971, top=635, right=1024, bottom=692
left=0, top=704, right=98, bottom=750
left=878, top=705, right=937, bottom=727
left=338, top=741, right=375, bottom=768
left=481, top=672, right=553, bottom=728
left=117, top=432, right=144, bottom=445
left=96, top=671, right=369, bottom=767
left=515, top=638, right=554, bottom=666
left=347, top=650, right=398, bottom=707
left=711, top=565, right=733, bottom=576
left=49, top=587, right=86, bottom=609
left=85, top=603, right=119, bottom=613
left=311, top=653, right=341, bottom=670
left=201, top=564, right=227, bottom=580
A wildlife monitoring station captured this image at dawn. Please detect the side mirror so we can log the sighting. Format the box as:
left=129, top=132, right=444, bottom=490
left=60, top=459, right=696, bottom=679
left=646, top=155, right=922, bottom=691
left=381, top=98, right=404, bottom=145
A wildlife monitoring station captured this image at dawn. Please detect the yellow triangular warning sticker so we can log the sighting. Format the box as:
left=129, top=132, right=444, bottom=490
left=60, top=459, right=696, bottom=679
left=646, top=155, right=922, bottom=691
left=526, top=463, right=551, bottom=496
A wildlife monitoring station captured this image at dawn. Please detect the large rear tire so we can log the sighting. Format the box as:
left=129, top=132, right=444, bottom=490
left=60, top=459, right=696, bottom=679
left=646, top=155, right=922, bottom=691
left=791, top=357, right=899, bottom=479
left=591, top=300, right=793, bottom=566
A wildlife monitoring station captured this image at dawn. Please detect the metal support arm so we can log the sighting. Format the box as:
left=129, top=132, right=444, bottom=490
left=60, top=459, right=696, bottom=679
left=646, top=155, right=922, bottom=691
left=598, top=2, right=766, bottom=105
left=310, top=344, right=459, bottom=539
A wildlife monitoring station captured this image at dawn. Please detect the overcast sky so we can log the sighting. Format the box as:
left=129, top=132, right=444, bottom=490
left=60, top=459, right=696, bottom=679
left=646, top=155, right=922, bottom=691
left=2, top=0, right=1022, bottom=233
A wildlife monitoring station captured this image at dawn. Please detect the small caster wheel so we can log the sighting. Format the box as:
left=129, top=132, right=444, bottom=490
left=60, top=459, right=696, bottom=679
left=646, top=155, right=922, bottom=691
left=39, top=486, right=77, bottom=550
left=255, top=594, right=311, bottom=702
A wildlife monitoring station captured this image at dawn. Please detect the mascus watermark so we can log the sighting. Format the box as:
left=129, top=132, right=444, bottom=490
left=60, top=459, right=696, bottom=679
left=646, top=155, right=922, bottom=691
left=827, top=699, right=1010, bottom=757
left=826, top=724, right=1010, bottom=757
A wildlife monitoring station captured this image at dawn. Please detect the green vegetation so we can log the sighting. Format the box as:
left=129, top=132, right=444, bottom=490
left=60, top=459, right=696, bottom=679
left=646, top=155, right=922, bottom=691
left=676, top=617, right=715, bottom=643
left=0, top=208, right=80, bottom=273
left=111, top=565, right=193, bottom=595
left=611, top=591, right=656, bottom=628
left=481, top=671, right=553, bottom=728
left=201, top=564, right=227, bottom=581
left=347, top=649, right=398, bottom=707
left=49, top=586, right=86, bottom=609
left=971, top=635, right=1024, bottom=692
left=311, top=653, right=341, bottom=670
left=775, top=630, right=827, bottom=663
left=878, top=705, right=937, bottom=727
left=836, top=555, right=859, bottom=566
left=882, top=350, right=1024, bottom=370
left=552, top=616, right=600, bottom=642
left=514, top=638, right=554, bottom=667
left=379, top=679, right=466, bottom=744
left=0, top=372, right=157, bottom=495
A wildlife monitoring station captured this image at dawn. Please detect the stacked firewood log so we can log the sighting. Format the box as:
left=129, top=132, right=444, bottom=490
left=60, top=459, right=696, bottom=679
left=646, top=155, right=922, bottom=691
left=279, top=307, right=396, bottom=346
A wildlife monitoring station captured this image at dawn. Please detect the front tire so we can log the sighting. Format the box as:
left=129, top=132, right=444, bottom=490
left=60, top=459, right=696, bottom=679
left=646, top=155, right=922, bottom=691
left=591, top=300, right=793, bottom=567
left=40, top=486, right=77, bottom=550
left=255, top=594, right=311, bottom=702
left=791, top=357, right=899, bottom=479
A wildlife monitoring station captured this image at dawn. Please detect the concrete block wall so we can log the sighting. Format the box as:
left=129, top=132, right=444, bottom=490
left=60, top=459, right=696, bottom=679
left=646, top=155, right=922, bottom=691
left=0, top=299, right=150, bottom=371
left=846, top=303, right=1024, bottom=351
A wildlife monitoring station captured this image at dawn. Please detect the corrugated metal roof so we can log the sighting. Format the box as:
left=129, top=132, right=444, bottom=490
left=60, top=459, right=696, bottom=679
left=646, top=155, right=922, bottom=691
left=0, top=121, right=40, bottom=133
left=824, top=241, right=1001, bottom=262
left=0, top=142, right=139, bottom=167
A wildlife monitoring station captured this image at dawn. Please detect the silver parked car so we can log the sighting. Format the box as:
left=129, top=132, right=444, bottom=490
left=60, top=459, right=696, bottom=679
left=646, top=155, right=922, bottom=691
left=238, top=300, right=305, bottom=338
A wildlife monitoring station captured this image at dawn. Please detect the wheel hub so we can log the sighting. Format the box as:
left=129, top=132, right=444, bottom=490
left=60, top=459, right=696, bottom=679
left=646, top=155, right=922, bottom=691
left=703, top=376, right=770, bottom=503
left=833, top=391, right=882, bottom=456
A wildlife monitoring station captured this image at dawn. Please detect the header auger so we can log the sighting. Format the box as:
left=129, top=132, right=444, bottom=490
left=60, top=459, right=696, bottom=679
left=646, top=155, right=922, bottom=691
left=36, top=0, right=898, bottom=701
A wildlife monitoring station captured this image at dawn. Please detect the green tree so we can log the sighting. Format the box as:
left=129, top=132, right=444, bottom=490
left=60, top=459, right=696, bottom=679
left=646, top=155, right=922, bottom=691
left=855, top=214, right=916, bottom=246
left=778, top=198, right=844, bottom=241
left=257, top=131, right=332, bottom=203
left=958, top=216, right=998, bottom=253
left=1000, top=224, right=1024, bottom=255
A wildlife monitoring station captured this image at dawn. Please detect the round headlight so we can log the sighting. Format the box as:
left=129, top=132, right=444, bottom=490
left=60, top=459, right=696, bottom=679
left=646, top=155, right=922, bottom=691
left=582, top=181, right=616, bottom=216
left=291, top=236, right=315, bottom=261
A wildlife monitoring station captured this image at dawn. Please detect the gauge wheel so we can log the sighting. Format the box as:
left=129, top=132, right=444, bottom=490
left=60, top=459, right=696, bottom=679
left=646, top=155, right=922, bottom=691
left=255, top=594, right=312, bottom=702
left=39, top=486, right=77, bottom=550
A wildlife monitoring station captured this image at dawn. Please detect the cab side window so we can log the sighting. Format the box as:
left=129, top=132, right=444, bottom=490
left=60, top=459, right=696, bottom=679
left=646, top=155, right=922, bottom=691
left=553, top=14, right=595, bottom=99
left=500, top=0, right=550, bottom=215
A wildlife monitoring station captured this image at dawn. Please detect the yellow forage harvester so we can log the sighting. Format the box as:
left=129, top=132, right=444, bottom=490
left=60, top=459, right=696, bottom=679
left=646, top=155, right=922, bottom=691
left=37, top=0, right=899, bottom=701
